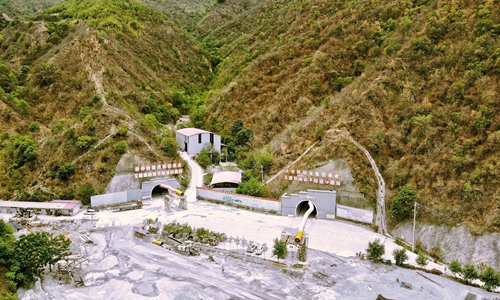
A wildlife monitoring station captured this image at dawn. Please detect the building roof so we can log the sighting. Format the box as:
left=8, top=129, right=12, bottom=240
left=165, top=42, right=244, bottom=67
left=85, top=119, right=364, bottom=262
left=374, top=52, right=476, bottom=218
left=0, top=200, right=81, bottom=210
left=210, top=171, right=242, bottom=186
left=176, top=127, right=211, bottom=136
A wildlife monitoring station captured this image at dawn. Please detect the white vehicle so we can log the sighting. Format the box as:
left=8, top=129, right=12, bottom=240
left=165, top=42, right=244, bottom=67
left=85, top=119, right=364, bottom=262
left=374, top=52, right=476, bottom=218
left=255, top=246, right=264, bottom=255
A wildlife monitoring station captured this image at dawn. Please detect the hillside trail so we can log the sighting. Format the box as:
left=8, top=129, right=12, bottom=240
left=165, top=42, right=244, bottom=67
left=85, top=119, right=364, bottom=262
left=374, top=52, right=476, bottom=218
left=80, top=34, right=160, bottom=158
left=328, top=129, right=387, bottom=235
left=265, top=141, right=318, bottom=185
left=265, top=128, right=387, bottom=235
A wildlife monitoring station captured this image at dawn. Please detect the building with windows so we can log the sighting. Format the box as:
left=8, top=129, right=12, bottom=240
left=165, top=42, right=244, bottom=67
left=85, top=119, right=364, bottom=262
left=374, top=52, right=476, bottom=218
left=175, top=127, right=221, bottom=155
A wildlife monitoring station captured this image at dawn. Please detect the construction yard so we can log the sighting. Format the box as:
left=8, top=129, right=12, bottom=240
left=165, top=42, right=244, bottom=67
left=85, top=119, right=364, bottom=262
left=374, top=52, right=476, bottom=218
left=1, top=154, right=498, bottom=299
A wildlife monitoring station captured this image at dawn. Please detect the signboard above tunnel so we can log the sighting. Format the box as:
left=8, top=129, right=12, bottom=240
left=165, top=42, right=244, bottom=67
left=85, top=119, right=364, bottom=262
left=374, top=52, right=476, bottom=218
left=281, top=190, right=336, bottom=219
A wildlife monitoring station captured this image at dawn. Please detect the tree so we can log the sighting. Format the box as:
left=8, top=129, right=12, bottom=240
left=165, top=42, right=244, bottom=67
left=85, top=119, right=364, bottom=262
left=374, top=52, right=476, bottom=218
left=416, top=252, right=428, bottom=267
left=273, top=238, right=287, bottom=262
left=190, top=105, right=207, bottom=129
left=391, top=187, right=417, bottom=222
left=8, top=135, right=38, bottom=167
left=393, top=248, right=408, bottom=266
left=231, top=119, right=244, bottom=137
left=57, top=164, right=75, bottom=181
left=481, top=266, right=500, bottom=291
left=255, top=150, right=273, bottom=174
left=113, top=141, right=127, bottom=155
left=12, top=232, right=71, bottom=286
left=236, top=177, right=263, bottom=196
left=78, top=183, right=95, bottom=205
left=462, top=264, right=478, bottom=283
left=235, top=128, right=253, bottom=146
left=0, top=220, right=15, bottom=265
left=196, top=148, right=212, bottom=168
left=47, top=234, right=71, bottom=271
left=159, top=136, right=178, bottom=157
left=75, top=135, right=95, bottom=151
left=429, top=245, right=443, bottom=262
left=366, top=239, right=385, bottom=263
left=33, top=63, right=60, bottom=87
left=449, top=259, right=462, bottom=276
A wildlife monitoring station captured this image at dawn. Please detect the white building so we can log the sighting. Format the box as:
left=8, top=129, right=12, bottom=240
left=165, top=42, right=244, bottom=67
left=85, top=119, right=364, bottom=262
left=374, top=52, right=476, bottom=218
left=175, top=127, right=221, bottom=155
left=0, top=200, right=82, bottom=216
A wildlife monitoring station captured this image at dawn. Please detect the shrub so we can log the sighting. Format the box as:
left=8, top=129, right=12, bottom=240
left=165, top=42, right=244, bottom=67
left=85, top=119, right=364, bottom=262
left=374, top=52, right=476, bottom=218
left=273, top=238, right=287, bottom=262
left=190, top=105, right=207, bottom=129
left=415, top=239, right=426, bottom=253
left=76, top=135, right=95, bottom=151
left=366, top=239, right=385, bottom=263
left=429, top=245, right=443, bottom=262
left=449, top=259, right=462, bottom=276
left=159, top=136, right=178, bottom=157
left=255, top=150, right=273, bottom=174
left=196, top=148, right=212, bottom=168
left=390, top=187, right=417, bottom=222
left=393, top=248, right=408, bottom=266
left=113, top=141, right=127, bottom=155
left=416, top=253, right=428, bottom=267
left=141, top=114, right=161, bottom=129
left=462, top=264, right=478, bottom=283
left=314, top=123, right=325, bottom=141
left=115, top=125, right=128, bottom=137
left=8, top=135, right=38, bottom=167
left=28, top=122, right=40, bottom=133
left=236, top=177, right=264, bottom=197
left=77, top=184, right=95, bottom=206
left=57, top=164, right=75, bottom=181
left=481, top=266, right=500, bottom=291
left=32, top=63, right=60, bottom=87
left=412, top=37, right=433, bottom=55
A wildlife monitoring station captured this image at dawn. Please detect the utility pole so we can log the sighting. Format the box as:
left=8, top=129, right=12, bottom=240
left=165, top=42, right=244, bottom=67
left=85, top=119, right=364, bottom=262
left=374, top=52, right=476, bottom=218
left=412, top=201, right=418, bottom=252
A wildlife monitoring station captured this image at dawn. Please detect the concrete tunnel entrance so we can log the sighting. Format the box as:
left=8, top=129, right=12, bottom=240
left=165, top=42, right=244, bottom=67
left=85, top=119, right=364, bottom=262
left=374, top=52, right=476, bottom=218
left=296, top=201, right=317, bottom=218
left=151, top=185, right=168, bottom=198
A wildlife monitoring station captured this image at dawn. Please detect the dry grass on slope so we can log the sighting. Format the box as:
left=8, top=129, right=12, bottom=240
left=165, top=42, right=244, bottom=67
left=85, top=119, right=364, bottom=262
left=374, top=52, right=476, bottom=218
left=203, top=0, right=499, bottom=233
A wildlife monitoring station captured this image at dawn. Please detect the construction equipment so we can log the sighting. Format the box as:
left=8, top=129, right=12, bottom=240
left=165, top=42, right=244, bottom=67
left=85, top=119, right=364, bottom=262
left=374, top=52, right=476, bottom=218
left=113, top=200, right=143, bottom=212
left=158, top=184, right=184, bottom=196
left=295, top=201, right=314, bottom=243
left=157, top=184, right=186, bottom=212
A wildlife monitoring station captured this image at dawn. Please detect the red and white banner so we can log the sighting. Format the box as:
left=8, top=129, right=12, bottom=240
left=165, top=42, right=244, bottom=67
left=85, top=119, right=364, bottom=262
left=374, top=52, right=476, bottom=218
left=284, top=169, right=342, bottom=186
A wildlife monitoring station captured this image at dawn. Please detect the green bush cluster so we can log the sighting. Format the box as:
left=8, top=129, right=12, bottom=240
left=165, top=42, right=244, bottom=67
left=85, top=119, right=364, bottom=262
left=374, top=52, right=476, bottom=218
left=390, top=187, right=416, bottom=222
left=0, top=221, right=71, bottom=294
left=141, top=98, right=180, bottom=125
left=366, top=239, right=385, bottom=263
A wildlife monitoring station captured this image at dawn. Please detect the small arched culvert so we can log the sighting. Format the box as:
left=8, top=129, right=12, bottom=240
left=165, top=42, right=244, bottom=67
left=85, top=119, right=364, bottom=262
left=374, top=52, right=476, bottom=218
left=296, top=201, right=317, bottom=218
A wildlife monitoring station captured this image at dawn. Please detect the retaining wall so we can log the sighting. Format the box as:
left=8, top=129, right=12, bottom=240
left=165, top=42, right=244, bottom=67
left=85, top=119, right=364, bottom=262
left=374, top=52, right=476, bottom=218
left=91, top=189, right=141, bottom=207
left=336, top=204, right=373, bottom=224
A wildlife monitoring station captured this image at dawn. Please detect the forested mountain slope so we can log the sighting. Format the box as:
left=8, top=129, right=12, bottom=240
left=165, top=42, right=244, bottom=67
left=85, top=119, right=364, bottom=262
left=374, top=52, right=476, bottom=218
left=0, top=0, right=212, bottom=202
left=197, top=0, right=499, bottom=233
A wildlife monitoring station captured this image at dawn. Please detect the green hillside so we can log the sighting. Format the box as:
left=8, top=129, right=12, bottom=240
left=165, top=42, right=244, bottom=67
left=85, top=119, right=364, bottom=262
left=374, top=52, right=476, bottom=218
left=196, top=0, right=499, bottom=233
left=0, top=0, right=61, bottom=17
left=0, top=0, right=211, bottom=202
left=0, top=0, right=497, bottom=234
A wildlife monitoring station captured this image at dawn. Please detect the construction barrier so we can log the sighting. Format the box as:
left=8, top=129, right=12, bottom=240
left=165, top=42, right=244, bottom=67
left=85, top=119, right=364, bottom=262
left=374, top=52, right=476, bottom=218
left=91, top=189, right=141, bottom=207
left=196, top=187, right=280, bottom=212
left=336, top=204, right=373, bottom=224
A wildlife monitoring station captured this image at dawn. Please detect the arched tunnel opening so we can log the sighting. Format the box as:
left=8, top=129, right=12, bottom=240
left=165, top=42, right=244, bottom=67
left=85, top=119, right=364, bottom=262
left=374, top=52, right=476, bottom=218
left=151, top=185, right=168, bottom=199
left=296, top=201, right=317, bottom=218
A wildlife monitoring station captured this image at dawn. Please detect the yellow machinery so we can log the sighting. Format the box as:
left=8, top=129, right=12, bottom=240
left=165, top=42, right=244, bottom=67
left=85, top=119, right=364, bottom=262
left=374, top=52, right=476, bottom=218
left=295, top=201, right=314, bottom=243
